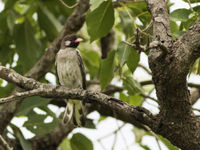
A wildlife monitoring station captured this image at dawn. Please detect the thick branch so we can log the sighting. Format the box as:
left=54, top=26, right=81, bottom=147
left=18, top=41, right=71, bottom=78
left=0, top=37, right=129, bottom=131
left=174, top=17, right=200, bottom=67
left=145, top=1, right=200, bottom=149
left=0, top=66, right=155, bottom=130
left=145, top=0, right=172, bottom=43
left=0, top=66, right=155, bottom=149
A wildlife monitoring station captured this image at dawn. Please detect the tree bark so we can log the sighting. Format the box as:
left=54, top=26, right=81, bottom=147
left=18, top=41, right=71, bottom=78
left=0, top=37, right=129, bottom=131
left=146, top=0, right=200, bottom=149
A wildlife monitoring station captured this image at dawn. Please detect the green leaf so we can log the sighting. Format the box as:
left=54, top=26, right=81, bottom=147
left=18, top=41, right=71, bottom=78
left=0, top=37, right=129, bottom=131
left=81, top=50, right=100, bottom=79
left=90, top=0, right=105, bottom=10
left=119, top=10, right=135, bottom=38
left=0, top=83, right=14, bottom=98
left=193, top=5, right=200, bottom=14
left=70, top=133, right=93, bottom=150
left=170, top=21, right=179, bottom=34
left=197, top=59, right=200, bottom=75
left=41, top=0, right=75, bottom=19
left=129, top=94, right=143, bottom=106
left=183, top=0, right=200, bottom=3
left=117, top=42, right=132, bottom=67
left=170, top=9, right=192, bottom=22
left=14, top=20, right=42, bottom=73
left=38, top=5, right=62, bottom=41
left=4, top=0, right=17, bottom=10
left=128, top=2, right=151, bottom=27
left=14, top=3, right=31, bottom=15
left=173, top=31, right=185, bottom=38
left=98, top=116, right=107, bottom=123
left=128, top=1, right=147, bottom=11
left=7, top=10, right=16, bottom=34
left=133, top=127, right=147, bottom=143
left=86, top=0, right=114, bottom=42
left=0, top=12, right=14, bottom=65
left=0, top=12, right=7, bottom=45
left=158, top=135, right=179, bottom=150
left=84, top=119, right=96, bottom=129
left=12, top=125, right=32, bottom=150
left=123, top=76, right=142, bottom=96
left=16, top=96, right=50, bottom=116
left=23, top=108, right=60, bottom=136
left=139, top=144, right=151, bottom=150
left=120, top=92, right=142, bottom=106
left=180, top=12, right=198, bottom=30
left=99, top=50, right=115, bottom=90
left=127, top=48, right=140, bottom=73
left=0, top=80, right=2, bottom=86
left=60, top=137, right=73, bottom=150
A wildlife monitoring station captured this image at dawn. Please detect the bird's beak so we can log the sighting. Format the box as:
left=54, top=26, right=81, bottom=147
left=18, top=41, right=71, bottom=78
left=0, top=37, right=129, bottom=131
left=74, top=38, right=83, bottom=43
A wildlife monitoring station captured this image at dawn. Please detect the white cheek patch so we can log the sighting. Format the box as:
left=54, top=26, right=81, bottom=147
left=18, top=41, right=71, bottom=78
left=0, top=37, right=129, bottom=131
left=65, top=41, right=71, bottom=46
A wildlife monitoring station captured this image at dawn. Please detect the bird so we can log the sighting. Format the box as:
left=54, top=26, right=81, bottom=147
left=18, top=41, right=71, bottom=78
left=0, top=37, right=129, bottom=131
left=55, top=35, right=86, bottom=126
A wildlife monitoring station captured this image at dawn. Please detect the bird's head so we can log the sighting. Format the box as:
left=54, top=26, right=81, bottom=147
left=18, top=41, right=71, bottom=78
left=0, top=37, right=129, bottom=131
left=61, top=35, right=83, bottom=49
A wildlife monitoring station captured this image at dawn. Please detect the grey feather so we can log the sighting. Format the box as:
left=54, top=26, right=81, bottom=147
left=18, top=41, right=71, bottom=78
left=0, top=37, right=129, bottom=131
left=55, top=47, right=86, bottom=126
left=76, top=50, right=86, bottom=90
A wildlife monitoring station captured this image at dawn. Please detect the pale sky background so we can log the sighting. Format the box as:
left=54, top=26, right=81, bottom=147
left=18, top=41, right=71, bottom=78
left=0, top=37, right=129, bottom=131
left=1, top=0, right=200, bottom=150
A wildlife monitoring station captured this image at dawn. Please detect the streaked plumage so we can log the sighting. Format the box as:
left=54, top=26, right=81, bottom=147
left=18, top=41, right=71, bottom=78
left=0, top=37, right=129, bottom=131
left=55, top=35, right=86, bottom=126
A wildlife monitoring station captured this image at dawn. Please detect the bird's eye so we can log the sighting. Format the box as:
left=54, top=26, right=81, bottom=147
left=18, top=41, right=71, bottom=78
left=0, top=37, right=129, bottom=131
left=65, top=41, right=71, bottom=46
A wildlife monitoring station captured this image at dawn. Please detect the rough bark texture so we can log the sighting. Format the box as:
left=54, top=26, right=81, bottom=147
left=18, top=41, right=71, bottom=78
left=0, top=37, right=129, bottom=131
left=146, top=0, right=200, bottom=149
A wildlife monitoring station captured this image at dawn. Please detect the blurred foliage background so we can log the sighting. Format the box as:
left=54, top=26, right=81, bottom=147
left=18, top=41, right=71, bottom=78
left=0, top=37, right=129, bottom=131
left=0, top=0, right=200, bottom=149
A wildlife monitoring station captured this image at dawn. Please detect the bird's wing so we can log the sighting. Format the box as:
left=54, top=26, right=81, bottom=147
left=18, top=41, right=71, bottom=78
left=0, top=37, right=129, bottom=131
left=76, top=50, right=86, bottom=90
left=55, top=54, right=61, bottom=85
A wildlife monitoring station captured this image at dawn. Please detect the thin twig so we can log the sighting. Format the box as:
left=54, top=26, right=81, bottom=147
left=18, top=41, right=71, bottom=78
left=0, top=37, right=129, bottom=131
left=0, top=135, right=13, bottom=150
left=142, top=20, right=153, bottom=33
left=97, top=124, right=125, bottom=140
left=193, top=108, right=200, bottom=112
left=187, top=0, right=194, bottom=11
left=138, top=64, right=152, bottom=75
left=122, top=41, right=146, bottom=52
left=58, top=0, right=78, bottom=8
left=116, top=121, right=130, bottom=150
left=142, top=125, right=162, bottom=150
left=144, top=100, right=158, bottom=108
left=123, top=40, right=169, bottom=53
left=111, top=132, right=118, bottom=150
left=0, top=88, right=42, bottom=103
left=97, top=140, right=106, bottom=150
left=188, top=83, right=200, bottom=89
left=155, top=137, right=162, bottom=150
left=140, top=93, right=158, bottom=102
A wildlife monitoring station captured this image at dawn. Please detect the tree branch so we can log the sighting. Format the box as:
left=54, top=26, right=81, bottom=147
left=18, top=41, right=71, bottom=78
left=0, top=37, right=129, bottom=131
left=145, top=1, right=200, bottom=149
left=0, top=135, right=13, bottom=150
left=0, top=66, right=156, bottom=131
left=145, top=0, right=172, bottom=43
left=175, top=17, right=200, bottom=67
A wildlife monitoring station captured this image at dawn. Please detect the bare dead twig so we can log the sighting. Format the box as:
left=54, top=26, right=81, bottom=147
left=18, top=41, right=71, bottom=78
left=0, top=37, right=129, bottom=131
left=140, top=93, right=158, bottom=102
left=58, top=0, right=78, bottom=8
left=187, top=0, right=194, bottom=11
left=138, top=64, right=152, bottom=75
left=0, top=66, right=155, bottom=129
left=142, top=125, right=162, bottom=150
left=0, top=135, right=13, bottom=150
left=97, top=124, right=125, bottom=141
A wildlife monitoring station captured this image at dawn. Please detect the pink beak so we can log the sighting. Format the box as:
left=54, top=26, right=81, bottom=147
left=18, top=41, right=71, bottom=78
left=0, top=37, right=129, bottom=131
left=74, top=38, right=83, bottom=43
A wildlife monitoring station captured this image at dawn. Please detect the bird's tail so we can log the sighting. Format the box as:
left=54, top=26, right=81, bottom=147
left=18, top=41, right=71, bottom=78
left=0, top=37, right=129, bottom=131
left=62, top=99, right=85, bottom=126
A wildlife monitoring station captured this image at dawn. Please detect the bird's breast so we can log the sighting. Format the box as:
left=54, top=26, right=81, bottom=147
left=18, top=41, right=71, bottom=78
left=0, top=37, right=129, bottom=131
left=56, top=50, right=82, bottom=88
